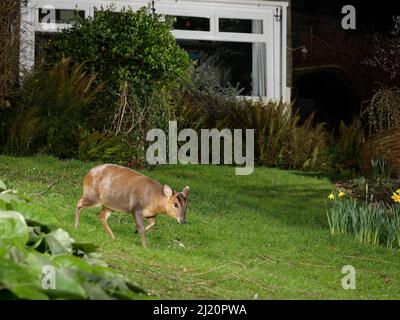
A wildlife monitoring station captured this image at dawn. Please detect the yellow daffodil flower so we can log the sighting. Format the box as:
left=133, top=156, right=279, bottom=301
left=391, top=193, right=400, bottom=203
left=396, top=189, right=400, bottom=194
left=328, top=193, right=335, bottom=200
left=338, top=191, right=345, bottom=198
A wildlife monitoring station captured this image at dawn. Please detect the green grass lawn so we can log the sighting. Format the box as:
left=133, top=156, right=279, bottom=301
left=1, top=155, right=400, bottom=299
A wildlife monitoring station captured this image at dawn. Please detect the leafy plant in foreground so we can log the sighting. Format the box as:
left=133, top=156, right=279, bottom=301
left=0, top=179, right=147, bottom=299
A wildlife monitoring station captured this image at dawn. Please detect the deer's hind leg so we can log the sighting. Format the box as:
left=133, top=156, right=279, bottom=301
left=75, top=172, right=101, bottom=229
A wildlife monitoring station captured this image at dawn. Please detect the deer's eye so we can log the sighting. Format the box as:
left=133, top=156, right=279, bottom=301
left=174, top=203, right=179, bottom=208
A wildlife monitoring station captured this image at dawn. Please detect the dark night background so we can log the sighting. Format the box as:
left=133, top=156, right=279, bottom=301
left=293, top=1, right=399, bottom=32
left=290, top=1, right=400, bottom=129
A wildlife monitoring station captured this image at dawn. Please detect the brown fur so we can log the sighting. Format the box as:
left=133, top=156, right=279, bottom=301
left=74, top=164, right=190, bottom=248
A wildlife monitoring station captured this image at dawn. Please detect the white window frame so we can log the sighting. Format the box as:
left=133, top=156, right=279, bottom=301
left=21, top=0, right=288, bottom=101
left=35, top=3, right=91, bottom=32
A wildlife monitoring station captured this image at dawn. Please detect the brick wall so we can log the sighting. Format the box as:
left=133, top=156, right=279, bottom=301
left=362, top=129, right=400, bottom=177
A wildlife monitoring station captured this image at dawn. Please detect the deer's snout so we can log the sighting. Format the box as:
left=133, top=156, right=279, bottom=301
left=177, top=217, right=186, bottom=224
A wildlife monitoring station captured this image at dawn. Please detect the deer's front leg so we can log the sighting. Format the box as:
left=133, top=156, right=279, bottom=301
left=145, top=216, right=156, bottom=233
left=132, top=209, right=148, bottom=248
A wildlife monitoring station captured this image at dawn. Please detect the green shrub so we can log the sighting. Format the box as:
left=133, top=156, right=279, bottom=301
left=362, top=87, right=400, bottom=135
left=221, top=101, right=328, bottom=169
left=173, top=84, right=328, bottom=170
left=171, top=66, right=330, bottom=170
left=7, top=59, right=103, bottom=158
left=78, top=130, right=132, bottom=165
left=76, top=80, right=172, bottom=167
left=41, top=6, right=191, bottom=164
left=108, top=80, right=172, bottom=167
left=6, top=58, right=172, bottom=165
left=45, top=6, right=191, bottom=93
left=0, top=179, right=147, bottom=299
left=325, top=119, right=364, bottom=175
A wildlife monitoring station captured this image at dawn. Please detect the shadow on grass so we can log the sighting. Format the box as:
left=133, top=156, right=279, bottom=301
left=152, top=165, right=334, bottom=230
left=201, top=181, right=331, bottom=229
left=290, top=170, right=361, bottom=182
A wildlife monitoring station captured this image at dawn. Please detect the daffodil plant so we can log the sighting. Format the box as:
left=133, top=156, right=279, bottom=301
left=327, top=191, right=346, bottom=201
left=326, top=188, right=400, bottom=248
left=391, top=189, right=400, bottom=204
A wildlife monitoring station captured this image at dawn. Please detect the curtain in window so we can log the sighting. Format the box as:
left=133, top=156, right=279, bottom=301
left=252, top=21, right=267, bottom=97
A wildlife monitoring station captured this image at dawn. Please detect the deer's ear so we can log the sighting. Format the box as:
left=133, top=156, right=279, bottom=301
left=163, top=185, right=173, bottom=198
left=182, top=186, right=190, bottom=197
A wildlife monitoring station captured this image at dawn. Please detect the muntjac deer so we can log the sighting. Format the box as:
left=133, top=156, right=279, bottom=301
left=74, top=164, right=190, bottom=248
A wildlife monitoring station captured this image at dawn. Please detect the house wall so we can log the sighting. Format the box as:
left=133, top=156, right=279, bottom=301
left=286, top=0, right=292, bottom=101
left=19, top=0, right=289, bottom=101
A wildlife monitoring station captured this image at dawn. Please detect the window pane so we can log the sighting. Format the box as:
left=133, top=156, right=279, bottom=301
left=177, top=40, right=253, bottom=95
left=219, top=18, right=263, bottom=34
left=169, top=16, right=210, bottom=31
left=38, top=9, right=85, bottom=24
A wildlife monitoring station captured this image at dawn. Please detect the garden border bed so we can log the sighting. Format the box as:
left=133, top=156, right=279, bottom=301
left=362, top=128, right=400, bottom=177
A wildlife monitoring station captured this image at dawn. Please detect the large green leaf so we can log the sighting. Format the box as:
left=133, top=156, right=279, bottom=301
left=0, top=210, right=29, bottom=246
left=25, top=250, right=53, bottom=273
left=72, top=242, right=98, bottom=255
left=0, top=190, right=57, bottom=232
left=46, top=267, right=88, bottom=299
left=0, top=181, right=147, bottom=300
left=25, top=251, right=87, bottom=299
left=27, top=226, right=46, bottom=249
left=45, top=228, right=74, bottom=255
left=0, top=190, right=31, bottom=203
left=52, top=254, right=146, bottom=299
left=52, top=254, right=102, bottom=273
left=0, top=198, right=12, bottom=210
left=11, top=201, right=58, bottom=227
left=81, top=282, right=115, bottom=300
left=0, top=246, right=8, bottom=259
left=0, top=193, right=25, bottom=205
left=94, top=275, right=148, bottom=299
left=0, top=180, right=6, bottom=192
left=71, top=242, right=108, bottom=267
left=0, top=257, right=48, bottom=300
left=84, top=253, right=109, bottom=268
